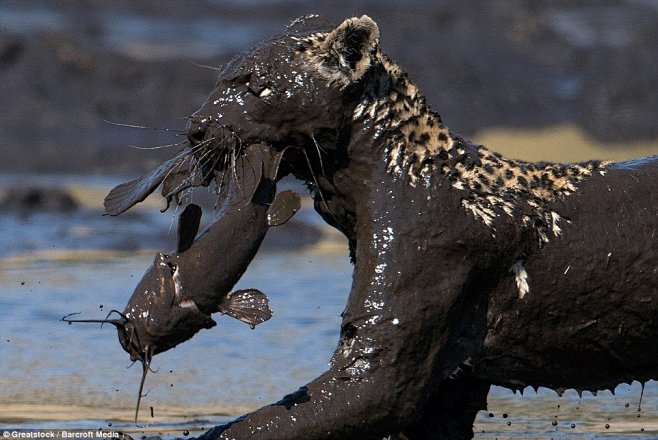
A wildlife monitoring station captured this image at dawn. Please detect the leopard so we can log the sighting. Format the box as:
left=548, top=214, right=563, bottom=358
left=118, top=15, right=658, bottom=439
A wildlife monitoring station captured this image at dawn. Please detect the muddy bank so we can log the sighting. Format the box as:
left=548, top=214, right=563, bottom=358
left=1, top=0, right=657, bottom=174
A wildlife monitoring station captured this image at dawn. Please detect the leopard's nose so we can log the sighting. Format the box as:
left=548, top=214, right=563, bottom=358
left=186, top=115, right=210, bottom=147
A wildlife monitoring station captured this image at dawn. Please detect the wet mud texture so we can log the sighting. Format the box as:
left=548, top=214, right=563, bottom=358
left=3, top=0, right=658, bottom=173
left=195, top=122, right=657, bottom=439
left=164, top=13, right=658, bottom=439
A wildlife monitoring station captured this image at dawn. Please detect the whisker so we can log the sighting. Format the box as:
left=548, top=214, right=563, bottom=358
left=106, top=310, right=131, bottom=321
left=237, top=147, right=263, bottom=205
left=160, top=132, right=235, bottom=208
left=158, top=148, right=203, bottom=200
left=61, top=310, right=128, bottom=329
left=159, top=156, right=193, bottom=192
left=187, top=59, right=224, bottom=71
left=134, top=348, right=153, bottom=423
left=213, top=162, right=231, bottom=215
left=191, top=143, right=221, bottom=188
left=311, top=134, right=327, bottom=177
left=230, top=139, right=245, bottom=199
left=199, top=151, right=221, bottom=185
left=167, top=207, right=178, bottom=236
left=300, top=147, right=344, bottom=228
left=195, top=144, right=219, bottom=173
left=102, top=119, right=184, bottom=135
left=128, top=326, right=145, bottom=360
left=128, top=142, right=185, bottom=150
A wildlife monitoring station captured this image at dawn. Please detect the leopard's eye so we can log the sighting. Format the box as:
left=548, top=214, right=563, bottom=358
left=247, top=75, right=275, bottom=99
left=258, top=87, right=273, bottom=98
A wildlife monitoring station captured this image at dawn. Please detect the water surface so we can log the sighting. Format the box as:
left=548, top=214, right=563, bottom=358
left=1, top=176, right=658, bottom=438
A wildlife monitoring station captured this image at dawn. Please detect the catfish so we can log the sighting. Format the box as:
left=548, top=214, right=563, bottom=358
left=64, top=144, right=300, bottom=421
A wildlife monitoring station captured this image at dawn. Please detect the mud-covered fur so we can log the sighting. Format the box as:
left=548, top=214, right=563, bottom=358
left=183, top=15, right=657, bottom=440
left=301, top=17, right=610, bottom=245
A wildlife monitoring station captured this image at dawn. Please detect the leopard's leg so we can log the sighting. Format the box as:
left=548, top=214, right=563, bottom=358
left=195, top=261, right=488, bottom=440
left=403, top=374, right=490, bottom=440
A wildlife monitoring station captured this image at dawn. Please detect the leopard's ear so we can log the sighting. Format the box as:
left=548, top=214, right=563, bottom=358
left=307, top=15, right=380, bottom=87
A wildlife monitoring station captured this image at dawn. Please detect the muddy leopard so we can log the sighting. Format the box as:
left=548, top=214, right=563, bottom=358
left=112, top=14, right=657, bottom=439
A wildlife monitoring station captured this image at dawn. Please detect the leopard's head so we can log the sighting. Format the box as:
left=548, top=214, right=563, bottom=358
left=185, top=16, right=384, bottom=224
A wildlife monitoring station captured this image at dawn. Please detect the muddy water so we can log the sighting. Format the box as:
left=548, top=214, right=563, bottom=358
left=3, top=250, right=658, bottom=439
left=0, top=249, right=352, bottom=436
left=1, top=169, right=658, bottom=438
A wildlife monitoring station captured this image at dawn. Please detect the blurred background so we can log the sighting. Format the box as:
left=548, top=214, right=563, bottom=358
left=1, top=1, right=657, bottom=438
left=2, top=0, right=658, bottom=174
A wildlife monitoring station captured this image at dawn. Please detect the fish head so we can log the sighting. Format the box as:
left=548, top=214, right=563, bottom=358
left=119, top=253, right=216, bottom=360
left=115, top=253, right=216, bottom=423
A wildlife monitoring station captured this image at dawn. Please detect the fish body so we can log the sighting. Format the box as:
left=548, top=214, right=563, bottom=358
left=64, top=144, right=299, bottom=421
left=119, top=144, right=300, bottom=360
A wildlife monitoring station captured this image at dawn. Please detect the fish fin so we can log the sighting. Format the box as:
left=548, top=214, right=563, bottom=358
left=218, top=289, right=273, bottom=328
left=160, top=155, right=208, bottom=211
left=104, top=148, right=191, bottom=216
left=177, top=204, right=202, bottom=253
left=267, top=190, right=301, bottom=226
left=242, top=152, right=265, bottom=204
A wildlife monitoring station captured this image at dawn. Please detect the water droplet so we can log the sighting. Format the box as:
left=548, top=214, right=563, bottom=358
left=571, top=423, right=576, bottom=429
left=552, top=420, right=558, bottom=427
left=638, top=413, right=641, bottom=418
left=625, top=402, right=630, bottom=408
left=183, top=430, right=189, bottom=436
left=605, top=424, right=610, bottom=429
left=99, top=304, right=104, bottom=309
left=488, top=412, right=494, bottom=418
left=502, top=413, right=508, bottom=418
left=108, top=423, right=112, bottom=427
left=506, top=421, right=511, bottom=426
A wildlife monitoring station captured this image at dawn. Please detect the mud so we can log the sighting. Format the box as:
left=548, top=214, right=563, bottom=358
left=153, top=14, right=658, bottom=439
